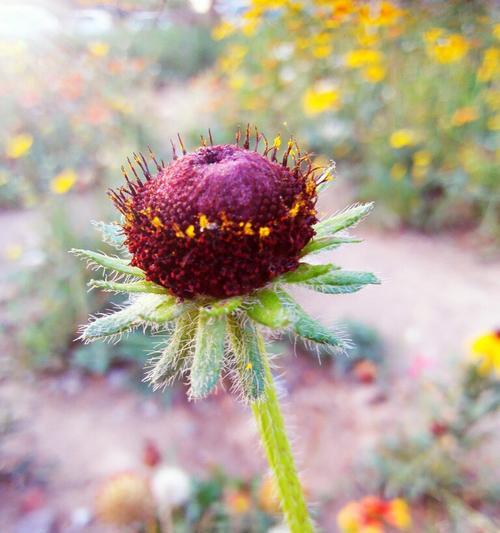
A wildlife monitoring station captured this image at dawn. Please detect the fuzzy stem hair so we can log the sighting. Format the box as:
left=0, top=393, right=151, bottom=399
left=250, top=332, right=314, bottom=533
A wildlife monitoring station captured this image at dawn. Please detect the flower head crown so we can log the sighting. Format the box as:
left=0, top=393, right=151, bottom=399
left=73, top=127, right=379, bottom=401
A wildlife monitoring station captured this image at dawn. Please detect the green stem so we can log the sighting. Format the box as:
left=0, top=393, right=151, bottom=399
left=251, top=333, right=314, bottom=533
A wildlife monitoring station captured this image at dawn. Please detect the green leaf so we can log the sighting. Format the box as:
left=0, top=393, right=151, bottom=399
left=200, top=296, right=243, bottom=317
left=278, top=262, right=333, bottom=283
left=227, top=315, right=266, bottom=401
left=88, top=279, right=167, bottom=294
left=92, top=221, right=126, bottom=250
left=71, top=249, right=145, bottom=278
left=246, top=289, right=290, bottom=328
left=313, top=203, right=373, bottom=237
left=189, top=313, right=227, bottom=399
left=146, top=311, right=198, bottom=390
left=300, top=235, right=361, bottom=257
left=81, top=294, right=179, bottom=341
left=303, top=270, right=380, bottom=294
left=276, top=289, right=347, bottom=351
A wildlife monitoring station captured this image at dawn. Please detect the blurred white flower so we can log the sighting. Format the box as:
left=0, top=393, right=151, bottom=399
left=267, top=524, right=290, bottom=533
left=151, top=466, right=191, bottom=509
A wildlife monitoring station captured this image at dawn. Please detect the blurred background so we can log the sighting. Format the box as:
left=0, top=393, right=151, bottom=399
left=0, top=0, right=499, bottom=531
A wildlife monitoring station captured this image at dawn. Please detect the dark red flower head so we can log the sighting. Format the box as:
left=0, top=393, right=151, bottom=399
left=110, top=129, right=320, bottom=299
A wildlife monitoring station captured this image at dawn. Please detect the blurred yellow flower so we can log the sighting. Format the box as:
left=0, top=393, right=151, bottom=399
left=345, top=49, right=383, bottom=68
left=219, top=45, right=247, bottom=73
left=303, top=86, right=340, bottom=115
left=212, top=21, right=235, bottom=41
left=482, top=88, right=500, bottom=110
left=362, top=64, right=386, bottom=82
left=312, top=33, right=333, bottom=58
left=390, top=129, right=416, bottom=148
left=313, top=44, right=333, bottom=58
left=470, top=331, right=500, bottom=378
left=390, top=162, right=406, bottom=180
left=423, top=27, right=444, bottom=44
left=387, top=499, right=412, bottom=529
left=5, top=133, right=33, bottom=159
left=228, top=73, right=245, bottom=90
left=358, top=2, right=403, bottom=27
left=493, top=24, right=500, bottom=41
left=88, top=41, right=109, bottom=57
left=451, top=106, right=479, bottom=126
left=51, top=169, right=77, bottom=195
left=110, top=98, right=133, bottom=114
left=426, top=33, right=469, bottom=64
left=5, top=244, right=23, bottom=261
left=487, top=114, right=500, bottom=130
left=477, top=47, right=499, bottom=83
left=413, top=150, right=432, bottom=167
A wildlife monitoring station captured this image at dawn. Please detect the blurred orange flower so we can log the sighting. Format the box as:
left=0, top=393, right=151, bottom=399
left=225, top=489, right=252, bottom=514
left=258, top=474, right=281, bottom=514
left=337, top=496, right=411, bottom=533
left=451, top=106, right=479, bottom=127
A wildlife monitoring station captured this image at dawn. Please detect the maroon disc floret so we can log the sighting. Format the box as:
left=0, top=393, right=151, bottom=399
left=110, top=129, right=319, bottom=299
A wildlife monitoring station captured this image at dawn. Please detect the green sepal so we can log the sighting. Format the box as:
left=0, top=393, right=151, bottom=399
left=200, top=296, right=243, bottom=317
left=88, top=279, right=167, bottom=294
left=92, top=221, right=126, bottom=250
left=300, top=235, right=361, bottom=257
left=71, top=249, right=145, bottom=278
left=142, top=297, right=189, bottom=323
left=246, top=289, right=290, bottom=329
left=227, top=315, right=266, bottom=401
left=278, top=262, right=333, bottom=283
left=146, top=310, right=198, bottom=390
left=189, top=313, right=227, bottom=399
left=303, top=270, right=380, bottom=294
left=276, top=289, right=346, bottom=351
left=81, top=294, right=172, bottom=341
left=313, top=203, right=373, bottom=237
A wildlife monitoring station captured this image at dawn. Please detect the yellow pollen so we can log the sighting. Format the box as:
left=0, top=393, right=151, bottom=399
left=185, top=225, right=195, bottom=238
left=305, top=177, right=316, bottom=195
left=243, top=222, right=254, bottom=235
left=259, top=227, right=271, bottom=238
left=199, top=214, right=209, bottom=229
left=246, top=362, right=253, bottom=370
left=289, top=201, right=301, bottom=218
left=151, top=216, right=164, bottom=229
left=273, top=135, right=281, bottom=149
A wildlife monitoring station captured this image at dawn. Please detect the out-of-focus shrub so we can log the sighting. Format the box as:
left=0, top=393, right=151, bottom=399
left=6, top=204, right=102, bottom=369
left=0, top=35, right=157, bottom=208
left=367, top=331, right=500, bottom=530
left=214, top=1, right=499, bottom=236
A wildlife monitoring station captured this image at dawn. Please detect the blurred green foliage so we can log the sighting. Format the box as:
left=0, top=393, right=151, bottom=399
left=369, top=360, right=500, bottom=530
left=214, top=0, right=500, bottom=237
